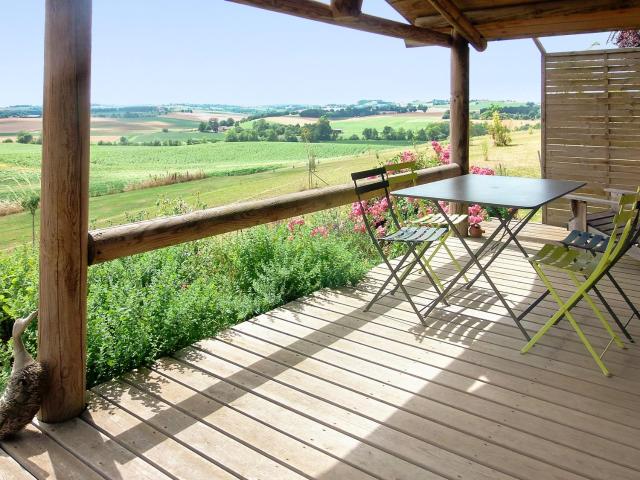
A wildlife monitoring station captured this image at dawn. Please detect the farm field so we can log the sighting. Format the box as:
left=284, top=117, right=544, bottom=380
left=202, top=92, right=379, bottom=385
left=0, top=112, right=227, bottom=143
left=0, top=140, right=404, bottom=200
left=0, top=130, right=541, bottom=250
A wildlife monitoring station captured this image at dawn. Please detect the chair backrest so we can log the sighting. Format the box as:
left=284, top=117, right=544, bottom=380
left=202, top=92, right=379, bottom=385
left=592, top=191, right=640, bottom=277
left=385, top=161, right=418, bottom=187
left=351, top=167, right=400, bottom=236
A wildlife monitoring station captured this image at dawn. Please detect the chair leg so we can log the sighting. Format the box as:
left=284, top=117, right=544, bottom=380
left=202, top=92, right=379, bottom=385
left=592, top=285, right=634, bottom=342
left=523, top=264, right=613, bottom=376
left=390, top=243, right=448, bottom=305
left=567, top=272, right=625, bottom=349
left=607, top=271, right=640, bottom=326
left=440, top=234, right=470, bottom=282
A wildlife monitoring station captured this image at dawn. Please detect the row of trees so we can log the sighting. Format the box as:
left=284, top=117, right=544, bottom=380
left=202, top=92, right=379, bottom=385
left=198, top=117, right=236, bottom=133
left=299, top=104, right=428, bottom=119
left=225, top=117, right=337, bottom=143
left=359, top=122, right=488, bottom=142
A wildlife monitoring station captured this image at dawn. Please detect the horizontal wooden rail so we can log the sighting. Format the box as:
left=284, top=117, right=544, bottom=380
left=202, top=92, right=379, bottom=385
left=88, top=164, right=460, bottom=264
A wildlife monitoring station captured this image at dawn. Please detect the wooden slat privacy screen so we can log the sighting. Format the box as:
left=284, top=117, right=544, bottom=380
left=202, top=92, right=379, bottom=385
left=543, top=47, right=640, bottom=226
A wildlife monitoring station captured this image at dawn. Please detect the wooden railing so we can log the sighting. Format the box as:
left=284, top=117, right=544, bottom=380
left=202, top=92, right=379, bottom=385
left=88, top=163, right=461, bottom=264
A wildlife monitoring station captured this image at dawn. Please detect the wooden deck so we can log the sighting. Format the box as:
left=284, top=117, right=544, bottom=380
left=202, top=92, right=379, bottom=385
left=3, top=221, right=640, bottom=480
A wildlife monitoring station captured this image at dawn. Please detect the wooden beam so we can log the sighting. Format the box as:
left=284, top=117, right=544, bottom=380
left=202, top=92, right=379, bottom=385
left=226, top=0, right=452, bottom=47
left=88, top=164, right=461, bottom=264
left=427, top=0, right=486, bottom=51
left=450, top=31, right=469, bottom=177
left=39, top=0, right=92, bottom=422
left=449, top=32, right=469, bottom=233
left=330, top=0, right=362, bottom=19
left=414, top=0, right=640, bottom=41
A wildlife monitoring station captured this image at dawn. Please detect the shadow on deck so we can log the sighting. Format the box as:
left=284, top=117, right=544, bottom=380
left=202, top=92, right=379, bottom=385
left=3, top=222, right=640, bottom=480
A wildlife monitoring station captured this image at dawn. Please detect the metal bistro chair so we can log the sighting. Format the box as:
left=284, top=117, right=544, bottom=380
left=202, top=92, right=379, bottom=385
left=520, top=187, right=640, bottom=343
left=384, top=161, right=469, bottom=291
left=521, top=191, right=640, bottom=376
left=351, top=167, right=447, bottom=323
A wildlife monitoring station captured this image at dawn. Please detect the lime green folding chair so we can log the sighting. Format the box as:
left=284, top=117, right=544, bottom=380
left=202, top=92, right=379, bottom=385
left=384, top=161, right=468, bottom=293
left=521, top=191, right=640, bottom=376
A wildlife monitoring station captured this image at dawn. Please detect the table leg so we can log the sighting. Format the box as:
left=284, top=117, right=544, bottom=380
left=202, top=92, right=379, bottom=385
left=423, top=203, right=531, bottom=340
left=465, top=208, right=539, bottom=290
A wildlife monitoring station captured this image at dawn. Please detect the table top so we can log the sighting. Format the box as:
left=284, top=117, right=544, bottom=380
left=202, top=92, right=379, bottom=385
left=392, top=174, right=586, bottom=209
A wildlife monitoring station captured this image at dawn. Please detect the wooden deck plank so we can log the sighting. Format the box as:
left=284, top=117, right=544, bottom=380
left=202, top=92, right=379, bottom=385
left=33, top=418, right=172, bottom=480
left=100, top=372, right=377, bottom=480
left=81, top=391, right=237, bottom=480
left=217, top=323, right=640, bottom=470
left=152, top=358, right=450, bottom=480
left=1, top=424, right=103, bottom=480
left=168, top=351, right=513, bottom=480
left=242, top=297, right=640, bottom=438
left=95, top=377, right=308, bottom=480
left=4, top=221, right=640, bottom=480
left=0, top=448, right=36, bottom=480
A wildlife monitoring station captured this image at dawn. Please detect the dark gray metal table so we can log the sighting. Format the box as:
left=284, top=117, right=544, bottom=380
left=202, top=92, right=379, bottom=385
left=393, top=174, right=586, bottom=340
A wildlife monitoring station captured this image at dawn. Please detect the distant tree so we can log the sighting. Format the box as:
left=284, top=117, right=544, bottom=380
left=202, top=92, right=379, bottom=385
left=441, top=110, right=450, bottom=120
left=488, top=111, right=511, bottom=147
left=162, top=128, right=169, bottom=133
left=198, top=121, right=208, bottom=132
left=119, top=136, right=129, bottom=145
left=16, top=131, right=33, bottom=144
left=349, top=134, right=359, bottom=140
left=382, top=126, right=395, bottom=140
left=3, top=138, right=13, bottom=143
left=416, top=129, right=428, bottom=142
left=20, top=193, right=40, bottom=247
left=208, top=118, right=219, bottom=132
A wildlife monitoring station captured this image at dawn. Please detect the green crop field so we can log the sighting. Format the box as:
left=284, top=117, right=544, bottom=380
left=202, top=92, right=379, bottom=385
left=331, top=115, right=444, bottom=137
left=0, top=130, right=541, bottom=250
left=0, top=140, right=408, bottom=200
left=126, top=131, right=225, bottom=143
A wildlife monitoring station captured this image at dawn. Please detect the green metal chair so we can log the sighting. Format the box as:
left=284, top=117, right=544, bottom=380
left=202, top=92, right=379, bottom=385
left=384, top=161, right=469, bottom=292
left=351, top=166, right=447, bottom=324
left=521, top=191, right=640, bottom=376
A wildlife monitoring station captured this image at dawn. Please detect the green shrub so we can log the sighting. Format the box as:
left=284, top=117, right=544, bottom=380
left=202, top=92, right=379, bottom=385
left=0, top=208, right=376, bottom=392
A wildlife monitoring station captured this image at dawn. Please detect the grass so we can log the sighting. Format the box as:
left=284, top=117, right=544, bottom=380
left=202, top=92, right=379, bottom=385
left=0, top=140, right=405, bottom=200
left=0, top=130, right=541, bottom=250
left=126, top=131, right=225, bottom=142
left=331, top=115, right=443, bottom=137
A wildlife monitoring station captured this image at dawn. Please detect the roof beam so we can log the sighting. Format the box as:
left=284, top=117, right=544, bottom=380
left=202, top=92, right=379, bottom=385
left=330, top=0, right=363, bottom=19
left=226, top=0, right=452, bottom=47
left=428, top=0, right=486, bottom=51
left=414, top=0, right=640, bottom=40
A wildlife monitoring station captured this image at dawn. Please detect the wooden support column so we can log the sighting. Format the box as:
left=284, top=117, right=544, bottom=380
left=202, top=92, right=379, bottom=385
left=39, top=0, right=92, bottom=422
left=450, top=31, right=469, bottom=234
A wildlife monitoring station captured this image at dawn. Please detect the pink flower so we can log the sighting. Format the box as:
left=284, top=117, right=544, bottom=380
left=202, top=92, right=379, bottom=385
left=469, top=215, right=484, bottom=226
left=311, top=226, right=329, bottom=238
left=401, top=151, right=416, bottom=162
left=350, top=201, right=367, bottom=219
left=432, top=141, right=451, bottom=165
left=470, top=165, right=495, bottom=176
left=376, top=225, right=387, bottom=238
left=438, top=201, right=450, bottom=214
left=468, top=204, right=483, bottom=216
left=353, top=222, right=366, bottom=233
left=287, top=217, right=305, bottom=232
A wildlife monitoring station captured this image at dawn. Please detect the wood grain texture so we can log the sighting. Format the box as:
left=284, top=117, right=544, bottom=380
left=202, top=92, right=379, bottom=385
left=409, top=0, right=640, bottom=40
left=39, top=0, right=91, bottom=422
left=89, top=164, right=460, bottom=264
left=543, top=48, right=640, bottom=226
left=427, top=0, right=486, bottom=51
left=330, top=0, right=363, bottom=18
left=227, top=0, right=452, bottom=46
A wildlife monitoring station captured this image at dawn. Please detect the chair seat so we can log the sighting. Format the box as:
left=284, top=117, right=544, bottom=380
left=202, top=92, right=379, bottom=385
left=382, top=226, right=447, bottom=243
left=561, top=230, right=609, bottom=253
left=411, top=213, right=468, bottom=227
left=530, top=243, right=600, bottom=276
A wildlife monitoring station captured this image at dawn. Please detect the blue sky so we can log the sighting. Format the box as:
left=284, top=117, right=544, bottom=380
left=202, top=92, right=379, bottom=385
left=1, top=0, right=613, bottom=106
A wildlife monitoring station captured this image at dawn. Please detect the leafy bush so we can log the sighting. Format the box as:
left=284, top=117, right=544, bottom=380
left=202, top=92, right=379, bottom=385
left=488, top=112, right=512, bottom=147
left=0, top=208, right=377, bottom=392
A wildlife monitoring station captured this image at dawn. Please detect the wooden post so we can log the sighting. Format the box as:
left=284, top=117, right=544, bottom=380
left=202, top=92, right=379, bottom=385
left=533, top=38, right=548, bottom=223
left=450, top=31, right=469, bottom=235
left=39, top=0, right=92, bottom=422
